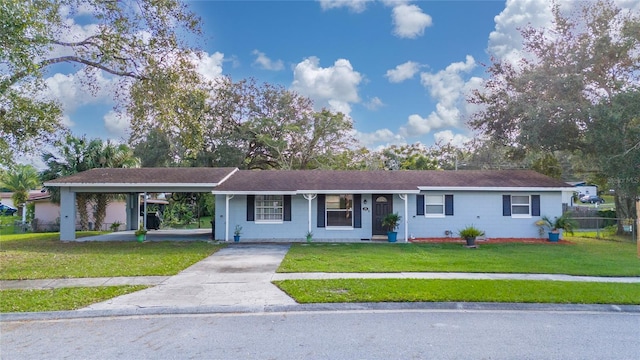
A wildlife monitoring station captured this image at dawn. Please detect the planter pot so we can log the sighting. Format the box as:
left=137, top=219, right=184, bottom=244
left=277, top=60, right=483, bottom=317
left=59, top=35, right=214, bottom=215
left=136, top=234, right=146, bottom=243
left=387, top=231, right=398, bottom=243
left=465, top=236, right=476, bottom=246
left=548, top=231, right=560, bottom=242
left=306, top=236, right=312, bottom=243
left=234, top=235, right=240, bottom=242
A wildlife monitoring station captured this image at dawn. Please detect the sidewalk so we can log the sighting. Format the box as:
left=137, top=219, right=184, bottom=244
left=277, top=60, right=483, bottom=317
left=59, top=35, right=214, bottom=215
left=3, top=271, right=639, bottom=290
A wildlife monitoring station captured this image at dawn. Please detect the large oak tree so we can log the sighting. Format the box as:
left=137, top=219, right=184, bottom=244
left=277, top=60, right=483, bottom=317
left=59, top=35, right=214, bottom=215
left=0, top=0, right=202, bottom=166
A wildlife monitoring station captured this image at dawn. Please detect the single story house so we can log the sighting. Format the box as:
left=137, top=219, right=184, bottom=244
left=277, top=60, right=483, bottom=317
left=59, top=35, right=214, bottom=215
left=44, top=168, right=572, bottom=242
left=212, top=169, right=572, bottom=242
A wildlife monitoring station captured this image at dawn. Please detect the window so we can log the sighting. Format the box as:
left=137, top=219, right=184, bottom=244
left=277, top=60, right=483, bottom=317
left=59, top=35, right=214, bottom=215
left=425, top=195, right=444, bottom=216
left=255, top=195, right=283, bottom=222
left=511, top=195, right=530, bottom=217
left=326, top=194, right=353, bottom=227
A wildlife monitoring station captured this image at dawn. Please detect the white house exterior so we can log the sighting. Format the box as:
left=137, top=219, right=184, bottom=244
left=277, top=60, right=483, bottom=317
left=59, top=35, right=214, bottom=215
left=212, top=170, right=572, bottom=242
left=44, top=167, right=572, bottom=242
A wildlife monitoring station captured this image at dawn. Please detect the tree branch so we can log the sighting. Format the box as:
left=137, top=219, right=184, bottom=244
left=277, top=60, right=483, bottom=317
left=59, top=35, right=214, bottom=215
left=1, top=56, right=145, bottom=93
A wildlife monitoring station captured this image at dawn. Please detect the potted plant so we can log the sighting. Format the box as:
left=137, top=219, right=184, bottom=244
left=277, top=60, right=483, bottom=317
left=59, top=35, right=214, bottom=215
left=535, top=212, right=577, bottom=242
left=381, top=212, right=401, bottom=243
left=305, top=231, right=313, bottom=243
left=134, top=228, right=147, bottom=242
left=458, top=225, right=484, bottom=246
left=233, top=225, right=242, bottom=242
left=110, top=221, right=122, bottom=232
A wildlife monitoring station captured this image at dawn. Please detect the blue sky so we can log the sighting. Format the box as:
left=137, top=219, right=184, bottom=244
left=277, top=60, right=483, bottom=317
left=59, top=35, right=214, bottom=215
left=29, top=0, right=640, bottom=167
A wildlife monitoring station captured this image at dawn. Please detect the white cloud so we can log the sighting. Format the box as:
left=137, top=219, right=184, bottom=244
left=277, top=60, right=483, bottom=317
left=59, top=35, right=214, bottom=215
left=192, top=51, right=225, bottom=82
left=43, top=71, right=116, bottom=112
left=355, top=128, right=404, bottom=147
left=291, top=57, right=362, bottom=115
left=252, top=50, right=284, bottom=71
left=433, top=130, right=470, bottom=147
left=318, top=0, right=373, bottom=13
left=385, top=61, right=420, bottom=83
left=103, top=110, right=130, bottom=138
left=420, top=55, right=475, bottom=107
left=487, top=0, right=554, bottom=66
left=399, top=55, right=477, bottom=137
left=390, top=3, right=432, bottom=39
left=61, top=114, right=74, bottom=127
left=364, top=97, right=384, bottom=110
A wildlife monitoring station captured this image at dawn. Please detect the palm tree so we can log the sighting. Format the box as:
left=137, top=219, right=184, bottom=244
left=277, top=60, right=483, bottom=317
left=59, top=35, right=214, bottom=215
left=90, top=141, right=140, bottom=230
left=1, top=164, right=40, bottom=218
left=40, top=136, right=140, bottom=230
left=41, top=135, right=96, bottom=230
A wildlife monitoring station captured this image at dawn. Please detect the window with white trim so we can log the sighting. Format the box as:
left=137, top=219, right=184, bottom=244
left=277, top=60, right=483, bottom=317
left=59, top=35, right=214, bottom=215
left=511, top=195, right=531, bottom=217
left=255, top=195, right=284, bottom=222
left=425, top=195, right=444, bottom=216
left=326, top=194, right=353, bottom=227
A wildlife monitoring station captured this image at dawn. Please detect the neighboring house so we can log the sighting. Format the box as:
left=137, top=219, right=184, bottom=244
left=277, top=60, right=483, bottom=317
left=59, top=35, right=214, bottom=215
left=211, top=169, right=572, bottom=242
left=29, top=191, right=128, bottom=232
left=45, top=168, right=572, bottom=241
left=568, top=181, right=598, bottom=197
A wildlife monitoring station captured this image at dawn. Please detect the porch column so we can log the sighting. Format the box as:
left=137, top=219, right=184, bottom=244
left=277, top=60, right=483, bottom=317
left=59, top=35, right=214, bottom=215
left=59, top=187, right=76, bottom=241
left=398, top=194, right=409, bottom=243
left=225, top=195, right=234, bottom=242
left=303, top=194, right=317, bottom=234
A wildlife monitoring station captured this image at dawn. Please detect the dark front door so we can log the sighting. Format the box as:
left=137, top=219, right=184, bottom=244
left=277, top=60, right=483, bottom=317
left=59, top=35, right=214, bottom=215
left=372, top=194, right=393, bottom=235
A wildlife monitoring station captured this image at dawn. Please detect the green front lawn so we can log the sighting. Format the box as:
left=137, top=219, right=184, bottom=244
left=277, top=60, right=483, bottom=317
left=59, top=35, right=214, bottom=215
left=279, top=238, right=639, bottom=276
left=275, top=279, right=640, bottom=305
left=0, top=286, right=148, bottom=312
left=0, top=233, right=223, bottom=280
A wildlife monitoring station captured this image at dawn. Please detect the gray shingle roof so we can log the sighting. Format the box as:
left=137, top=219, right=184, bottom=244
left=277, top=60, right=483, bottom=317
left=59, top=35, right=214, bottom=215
left=212, top=169, right=571, bottom=193
left=44, top=168, right=571, bottom=192
left=44, top=167, right=237, bottom=185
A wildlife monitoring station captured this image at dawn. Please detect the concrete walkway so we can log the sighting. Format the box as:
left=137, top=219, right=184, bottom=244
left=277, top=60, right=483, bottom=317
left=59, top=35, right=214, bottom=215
left=83, top=244, right=297, bottom=310
left=2, top=244, right=640, bottom=312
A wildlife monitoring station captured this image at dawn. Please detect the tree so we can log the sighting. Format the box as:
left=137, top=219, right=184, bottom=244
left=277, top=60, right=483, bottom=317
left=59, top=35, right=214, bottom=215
left=41, top=135, right=139, bottom=230
left=588, top=89, right=640, bottom=228
left=468, top=0, right=640, bottom=222
left=0, top=164, right=40, bottom=216
left=1, top=0, right=202, bottom=165
left=130, top=77, right=357, bottom=170
left=89, top=141, right=140, bottom=231
left=132, top=128, right=173, bottom=167
left=470, top=1, right=639, bottom=153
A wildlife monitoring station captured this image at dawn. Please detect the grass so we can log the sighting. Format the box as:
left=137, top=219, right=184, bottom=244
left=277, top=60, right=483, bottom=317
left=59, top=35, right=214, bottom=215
left=278, top=238, right=640, bottom=276
left=164, top=216, right=213, bottom=230
left=0, top=286, right=148, bottom=312
left=0, top=232, right=223, bottom=280
left=274, top=279, right=640, bottom=305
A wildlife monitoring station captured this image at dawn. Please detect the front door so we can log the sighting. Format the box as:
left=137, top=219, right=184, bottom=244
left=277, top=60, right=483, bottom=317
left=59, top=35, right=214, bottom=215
left=372, top=194, right=393, bottom=235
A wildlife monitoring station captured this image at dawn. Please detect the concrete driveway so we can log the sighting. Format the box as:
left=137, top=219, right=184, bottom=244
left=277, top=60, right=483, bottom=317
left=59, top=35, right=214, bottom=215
left=83, top=244, right=296, bottom=311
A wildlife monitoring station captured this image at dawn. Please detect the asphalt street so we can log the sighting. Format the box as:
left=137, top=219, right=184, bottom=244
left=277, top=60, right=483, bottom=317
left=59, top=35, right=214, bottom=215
left=2, top=309, right=639, bottom=359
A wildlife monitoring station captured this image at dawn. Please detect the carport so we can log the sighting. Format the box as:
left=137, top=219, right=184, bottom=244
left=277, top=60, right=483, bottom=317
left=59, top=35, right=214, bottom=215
left=43, top=167, right=238, bottom=241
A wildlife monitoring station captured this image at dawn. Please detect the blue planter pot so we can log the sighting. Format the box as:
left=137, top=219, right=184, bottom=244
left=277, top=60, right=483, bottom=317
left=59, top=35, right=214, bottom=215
left=548, top=232, right=560, bottom=242
left=234, top=235, right=240, bottom=242
left=387, top=231, right=398, bottom=243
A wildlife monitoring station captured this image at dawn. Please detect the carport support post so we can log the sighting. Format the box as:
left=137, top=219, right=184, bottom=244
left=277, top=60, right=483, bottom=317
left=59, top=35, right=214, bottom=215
left=59, top=187, right=76, bottom=241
